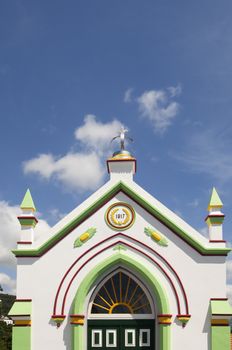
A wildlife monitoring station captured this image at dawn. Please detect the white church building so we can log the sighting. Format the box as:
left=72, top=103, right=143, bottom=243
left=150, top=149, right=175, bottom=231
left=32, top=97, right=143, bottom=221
left=9, top=136, right=232, bottom=350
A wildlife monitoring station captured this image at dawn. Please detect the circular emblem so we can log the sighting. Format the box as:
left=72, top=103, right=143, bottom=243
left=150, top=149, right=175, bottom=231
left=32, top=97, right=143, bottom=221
left=105, top=202, right=135, bottom=230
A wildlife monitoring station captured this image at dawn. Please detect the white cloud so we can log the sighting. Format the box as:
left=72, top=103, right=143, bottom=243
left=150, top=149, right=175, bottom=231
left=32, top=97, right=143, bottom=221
left=173, top=128, right=232, bottom=182
left=124, top=88, right=133, bottom=103
left=137, top=86, right=181, bottom=133
left=75, top=115, right=122, bottom=154
left=0, top=273, right=16, bottom=295
left=167, top=83, right=182, bottom=97
left=23, top=116, right=123, bottom=192
left=23, top=152, right=105, bottom=192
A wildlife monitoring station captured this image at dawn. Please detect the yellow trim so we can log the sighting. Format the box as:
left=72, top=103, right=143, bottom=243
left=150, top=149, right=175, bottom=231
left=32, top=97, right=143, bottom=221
left=124, top=277, right=131, bottom=303
left=92, top=303, right=110, bottom=312
left=109, top=302, right=133, bottom=314
left=158, top=316, right=172, bottom=324
left=98, top=294, right=112, bottom=308
left=111, top=277, right=118, bottom=303
left=14, top=320, right=31, bottom=326
left=133, top=302, right=149, bottom=312
left=70, top=315, right=85, bottom=325
left=211, top=319, right=229, bottom=325
left=103, top=285, right=114, bottom=305
left=128, top=284, right=139, bottom=304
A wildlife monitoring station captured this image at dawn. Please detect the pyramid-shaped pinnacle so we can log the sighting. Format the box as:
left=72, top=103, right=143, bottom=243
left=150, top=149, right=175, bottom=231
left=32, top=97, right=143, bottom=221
left=20, top=189, right=36, bottom=212
left=208, top=187, right=223, bottom=211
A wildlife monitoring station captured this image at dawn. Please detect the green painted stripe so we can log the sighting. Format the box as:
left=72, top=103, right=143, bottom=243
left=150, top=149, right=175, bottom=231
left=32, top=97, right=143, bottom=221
left=12, top=181, right=231, bottom=257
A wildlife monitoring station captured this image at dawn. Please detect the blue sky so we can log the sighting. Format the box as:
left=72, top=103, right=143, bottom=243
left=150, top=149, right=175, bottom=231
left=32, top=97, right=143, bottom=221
left=1, top=0, right=232, bottom=296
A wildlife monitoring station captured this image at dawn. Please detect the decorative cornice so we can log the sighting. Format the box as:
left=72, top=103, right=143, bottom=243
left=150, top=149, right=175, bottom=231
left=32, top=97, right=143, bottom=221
left=12, top=182, right=231, bottom=257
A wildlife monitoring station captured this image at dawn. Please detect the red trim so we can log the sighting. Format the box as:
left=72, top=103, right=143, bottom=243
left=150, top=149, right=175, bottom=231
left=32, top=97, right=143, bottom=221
left=210, top=298, right=228, bottom=301
left=17, top=216, right=38, bottom=223
left=53, top=233, right=189, bottom=316
left=51, top=315, right=66, bottom=319
left=209, top=240, right=226, bottom=243
left=157, top=314, right=172, bottom=317
left=15, top=299, right=32, bottom=302
left=17, top=242, right=32, bottom=244
left=15, top=188, right=229, bottom=258
left=13, top=325, right=31, bottom=327
left=205, top=214, right=225, bottom=221
left=106, top=159, right=137, bottom=174
left=61, top=241, right=181, bottom=315
left=212, top=314, right=232, bottom=316
left=10, top=314, right=30, bottom=317
left=69, top=314, right=84, bottom=318
left=211, top=324, right=230, bottom=326
left=177, top=314, right=191, bottom=317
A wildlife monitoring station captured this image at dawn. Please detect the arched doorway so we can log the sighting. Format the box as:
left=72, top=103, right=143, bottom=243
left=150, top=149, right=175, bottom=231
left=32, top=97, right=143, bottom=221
left=87, top=268, right=155, bottom=349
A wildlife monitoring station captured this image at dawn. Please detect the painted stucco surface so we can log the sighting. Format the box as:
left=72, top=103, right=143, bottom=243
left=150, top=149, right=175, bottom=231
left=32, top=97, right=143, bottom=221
left=10, top=158, right=231, bottom=349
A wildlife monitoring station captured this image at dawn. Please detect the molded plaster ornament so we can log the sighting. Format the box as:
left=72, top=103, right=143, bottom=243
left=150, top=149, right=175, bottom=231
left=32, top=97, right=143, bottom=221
left=74, top=227, right=96, bottom=247
left=144, top=227, right=168, bottom=247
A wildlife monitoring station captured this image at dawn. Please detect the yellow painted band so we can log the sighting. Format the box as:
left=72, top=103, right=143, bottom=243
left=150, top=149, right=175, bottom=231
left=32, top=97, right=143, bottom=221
left=71, top=319, right=84, bottom=325
left=211, top=319, right=229, bottom=325
left=14, top=320, right=31, bottom=325
left=158, top=316, right=172, bottom=324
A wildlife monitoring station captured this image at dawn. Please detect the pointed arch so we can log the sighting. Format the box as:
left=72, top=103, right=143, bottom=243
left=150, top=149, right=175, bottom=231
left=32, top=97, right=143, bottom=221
left=71, top=252, right=171, bottom=350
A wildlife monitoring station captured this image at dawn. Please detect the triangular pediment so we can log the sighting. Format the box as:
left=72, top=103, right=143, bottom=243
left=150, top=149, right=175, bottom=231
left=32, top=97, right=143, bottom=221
left=12, top=181, right=230, bottom=257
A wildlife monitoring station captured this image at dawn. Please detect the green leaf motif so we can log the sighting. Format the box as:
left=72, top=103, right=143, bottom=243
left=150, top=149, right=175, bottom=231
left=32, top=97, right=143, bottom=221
left=144, top=227, right=168, bottom=247
left=74, top=227, right=96, bottom=248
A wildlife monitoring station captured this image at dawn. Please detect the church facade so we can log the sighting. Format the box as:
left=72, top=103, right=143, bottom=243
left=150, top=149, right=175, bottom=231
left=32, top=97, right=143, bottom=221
left=9, top=147, right=232, bottom=350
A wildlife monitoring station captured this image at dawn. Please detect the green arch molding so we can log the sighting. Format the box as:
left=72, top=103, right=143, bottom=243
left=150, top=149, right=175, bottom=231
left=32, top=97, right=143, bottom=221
left=72, top=253, right=171, bottom=350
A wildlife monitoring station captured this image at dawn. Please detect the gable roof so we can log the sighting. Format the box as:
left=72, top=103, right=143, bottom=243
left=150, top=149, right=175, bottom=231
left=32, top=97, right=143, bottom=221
left=12, top=181, right=231, bottom=257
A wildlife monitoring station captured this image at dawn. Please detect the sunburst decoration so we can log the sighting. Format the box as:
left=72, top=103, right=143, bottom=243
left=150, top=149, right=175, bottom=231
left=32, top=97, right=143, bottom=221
left=91, top=271, right=152, bottom=314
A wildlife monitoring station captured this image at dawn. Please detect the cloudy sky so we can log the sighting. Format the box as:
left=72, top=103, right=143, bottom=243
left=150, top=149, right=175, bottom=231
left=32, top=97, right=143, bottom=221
left=1, top=1, right=232, bottom=298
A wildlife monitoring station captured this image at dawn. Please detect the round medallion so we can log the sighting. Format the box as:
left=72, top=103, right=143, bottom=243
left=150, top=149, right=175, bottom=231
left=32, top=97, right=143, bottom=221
left=105, top=202, right=135, bottom=230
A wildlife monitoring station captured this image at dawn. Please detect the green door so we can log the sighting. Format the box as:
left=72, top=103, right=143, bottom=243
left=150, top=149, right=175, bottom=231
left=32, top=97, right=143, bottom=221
left=88, top=320, right=155, bottom=350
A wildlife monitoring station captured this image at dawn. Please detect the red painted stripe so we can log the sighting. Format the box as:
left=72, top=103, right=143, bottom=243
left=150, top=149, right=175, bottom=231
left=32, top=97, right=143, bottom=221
left=60, top=240, right=181, bottom=315
left=210, top=298, right=228, bottom=301
left=17, top=242, right=32, bottom=244
left=209, top=240, right=226, bottom=243
left=15, top=188, right=228, bottom=257
left=15, top=299, right=32, bottom=302
left=53, top=233, right=189, bottom=315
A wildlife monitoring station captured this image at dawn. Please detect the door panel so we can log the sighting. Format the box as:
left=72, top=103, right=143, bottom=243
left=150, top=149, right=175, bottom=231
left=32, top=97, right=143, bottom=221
left=88, top=320, right=154, bottom=350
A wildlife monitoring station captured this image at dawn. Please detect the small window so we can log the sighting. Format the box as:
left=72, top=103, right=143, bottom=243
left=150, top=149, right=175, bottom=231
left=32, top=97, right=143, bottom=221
left=106, top=329, right=117, bottom=347
left=125, top=329, right=136, bottom=347
left=91, top=330, right=102, bottom=347
left=139, top=329, right=150, bottom=346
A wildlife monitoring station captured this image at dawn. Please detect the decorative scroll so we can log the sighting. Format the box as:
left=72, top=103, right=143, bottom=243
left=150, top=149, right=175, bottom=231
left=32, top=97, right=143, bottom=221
left=74, top=227, right=96, bottom=248
left=144, top=227, right=168, bottom=247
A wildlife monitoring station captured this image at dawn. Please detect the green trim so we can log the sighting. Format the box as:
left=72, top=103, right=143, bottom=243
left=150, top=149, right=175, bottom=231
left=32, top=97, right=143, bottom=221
left=206, top=217, right=225, bottom=225
left=72, top=253, right=170, bottom=350
left=210, top=300, right=232, bottom=315
left=18, top=218, right=37, bottom=227
left=211, top=326, right=230, bottom=350
left=144, top=226, right=168, bottom=247
left=208, top=187, right=223, bottom=209
left=8, top=301, right=32, bottom=316
left=74, top=227, right=96, bottom=248
left=12, top=182, right=231, bottom=257
left=12, top=327, right=31, bottom=350
left=20, top=189, right=36, bottom=211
